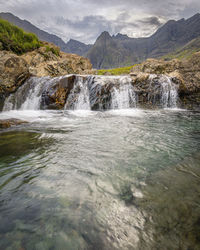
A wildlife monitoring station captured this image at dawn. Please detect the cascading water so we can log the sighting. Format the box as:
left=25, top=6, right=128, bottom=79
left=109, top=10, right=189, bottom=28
left=148, top=74, right=178, bottom=108
left=3, top=76, right=52, bottom=111
left=2, top=74, right=179, bottom=112
left=111, top=76, right=136, bottom=109
left=160, top=76, right=178, bottom=108
left=87, top=75, right=136, bottom=110
left=64, top=76, right=91, bottom=110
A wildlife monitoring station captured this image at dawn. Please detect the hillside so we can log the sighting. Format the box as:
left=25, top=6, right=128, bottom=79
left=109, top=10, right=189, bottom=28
left=86, top=14, right=200, bottom=69
left=0, top=18, right=92, bottom=109
left=162, top=36, right=200, bottom=60
left=65, top=39, right=92, bottom=55
left=0, top=18, right=40, bottom=54
left=1, top=12, right=200, bottom=69
left=0, top=12, right=91, bottom=56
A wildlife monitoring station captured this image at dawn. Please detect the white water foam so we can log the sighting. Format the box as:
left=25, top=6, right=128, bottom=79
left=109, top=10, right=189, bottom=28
left=149, top=74, right=178, bottom=108
left=111, top=82, right=136, bottom=109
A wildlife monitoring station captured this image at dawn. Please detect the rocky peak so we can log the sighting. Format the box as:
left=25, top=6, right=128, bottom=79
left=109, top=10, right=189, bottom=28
left=97, top=31, right=112, bottom=42
left=186, top=13, right=200, bottom=23
left=114, top=33, right=129, bottom=40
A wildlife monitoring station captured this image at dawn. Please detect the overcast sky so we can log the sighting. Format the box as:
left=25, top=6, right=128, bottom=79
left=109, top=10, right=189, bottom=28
left=0, top=0, right=199, bottom=44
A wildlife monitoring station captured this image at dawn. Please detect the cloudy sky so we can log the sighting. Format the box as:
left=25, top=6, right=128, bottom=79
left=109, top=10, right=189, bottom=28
left=0, top=0, right=199, bottom=44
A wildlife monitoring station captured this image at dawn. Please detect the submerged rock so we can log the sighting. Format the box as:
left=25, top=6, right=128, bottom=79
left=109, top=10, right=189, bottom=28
left=0, top=119, right=28, bottom=129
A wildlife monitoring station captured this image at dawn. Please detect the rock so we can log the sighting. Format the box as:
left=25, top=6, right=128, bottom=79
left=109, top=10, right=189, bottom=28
left=22, top=43, right=92, bottom=77
left=41, top=75, right=77, bottom=109
left=0, top=51, right=30, bottom=100
left=0, top=42, right=93, bottom=110
left=131, top=52, right=200, bottom=109
left=0, top=119, right=28, bottom=129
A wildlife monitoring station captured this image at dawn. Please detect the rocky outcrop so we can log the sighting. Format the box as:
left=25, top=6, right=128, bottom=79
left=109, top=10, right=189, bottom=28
left=0, top=51, right=30, bottom=109
left=0, top=118, right=28, bottom=129
left=130, top=52, right=200, bottom=109
left=22, top=43, right=92, bottom=77
left=41, top=75, right=77, bottom=109
left=0, top=43, right=93, bottom=110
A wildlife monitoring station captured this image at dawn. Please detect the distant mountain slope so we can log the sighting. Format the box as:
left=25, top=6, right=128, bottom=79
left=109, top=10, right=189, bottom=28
left=1, top=12, right=200, bottom=69
left=0, top=12, right=91, bottom=56
left=65, top=39, right=92, bottom=55
left=162, top=36, right=200, bottom=60
left=86, top=13, right=200, bottom=69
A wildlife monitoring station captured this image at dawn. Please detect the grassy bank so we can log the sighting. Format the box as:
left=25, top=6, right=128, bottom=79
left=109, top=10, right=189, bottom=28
left=97, top=65, right=134, bottom=75
left=0, top=18, right=40, bottom=55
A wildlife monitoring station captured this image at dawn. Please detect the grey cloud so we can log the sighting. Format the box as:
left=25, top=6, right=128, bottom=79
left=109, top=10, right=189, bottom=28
left=0, top=0, right=199, bottom=43
left=137, top=16, right=163, bottom=27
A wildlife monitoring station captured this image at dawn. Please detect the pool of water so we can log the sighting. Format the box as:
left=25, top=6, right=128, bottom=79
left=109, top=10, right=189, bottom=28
left=0, top=109, right=200, bottom=250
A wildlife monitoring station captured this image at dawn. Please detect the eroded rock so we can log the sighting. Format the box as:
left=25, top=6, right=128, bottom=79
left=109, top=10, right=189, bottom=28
left=0, top=51, right=30, bottom=106
left=131, top=53, right=200, bottom=109
left=22, top=43, right=92, bottom=77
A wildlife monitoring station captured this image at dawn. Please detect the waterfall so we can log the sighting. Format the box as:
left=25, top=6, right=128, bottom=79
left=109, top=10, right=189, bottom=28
left=160, top=77, right=178, bottom=108
left=3, top=77, right=51, bottom=111
left=111, top=77, right=136, bottom=109
left=2, top=74, right=179, bottom=112
left=148, top=75, right=178, bottom=108
left=64, top=76, right=91, bottom=110
left=88, top=75, right=136, bottom=110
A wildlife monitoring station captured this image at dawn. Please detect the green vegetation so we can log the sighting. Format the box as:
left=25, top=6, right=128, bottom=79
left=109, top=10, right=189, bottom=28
left=162, top=37, right=200, bottom=60
left=97, top=65, right=134, bottom=75
left=0, top=18, right=40, bottom=55
left=44, top=45, right=60, bottom=56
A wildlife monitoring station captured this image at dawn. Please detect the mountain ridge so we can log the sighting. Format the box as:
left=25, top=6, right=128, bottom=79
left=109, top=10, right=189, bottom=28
left=86, top=13, right=200, bottom=68
left=0, top=12, right=90, bottom=56
left=1, top=12, right=200, bottom=69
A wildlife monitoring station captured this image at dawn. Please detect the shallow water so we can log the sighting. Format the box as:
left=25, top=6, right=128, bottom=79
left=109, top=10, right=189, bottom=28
left=0, top=109, right=200, bottom=250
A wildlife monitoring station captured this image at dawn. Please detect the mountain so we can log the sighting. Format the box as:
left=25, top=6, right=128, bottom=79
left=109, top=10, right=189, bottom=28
left=1, top=12, right=200, bottom=69
left=86, top=13, right=200, bottom=69
left=65, top=39, right=92, bottom=55
left=0, top=12, right=91, bottom=56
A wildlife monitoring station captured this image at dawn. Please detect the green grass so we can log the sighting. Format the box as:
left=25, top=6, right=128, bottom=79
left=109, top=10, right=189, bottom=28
left=0, top=18, right=40, bottom=55
left=44, top=45, right=60, bottom=56
left=97, top=65, right=134, bottom=75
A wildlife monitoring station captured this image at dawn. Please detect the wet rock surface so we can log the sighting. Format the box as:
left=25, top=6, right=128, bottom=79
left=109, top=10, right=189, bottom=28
left=0, top=51, right=30, bottom=106
left=0, top=118, right=28, bottom=129
left=131, top=52, right=200, bottom=109
left=0, top=43, right=93, bottom=106
left=41, top=75, right=77, bottom=109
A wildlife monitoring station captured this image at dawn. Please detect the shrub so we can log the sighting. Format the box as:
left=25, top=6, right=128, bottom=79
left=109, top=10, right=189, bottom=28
left=45, top=45, right=60, bottom=56
left=0, top=18, right=40, bottom=55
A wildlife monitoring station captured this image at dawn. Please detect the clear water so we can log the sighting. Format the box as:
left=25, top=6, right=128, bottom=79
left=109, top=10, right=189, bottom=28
left=0, top=109, right=200, bottom=250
